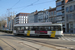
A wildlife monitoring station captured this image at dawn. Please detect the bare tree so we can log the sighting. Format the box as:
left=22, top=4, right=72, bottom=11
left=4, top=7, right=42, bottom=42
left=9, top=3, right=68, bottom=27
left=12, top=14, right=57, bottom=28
left=0, top=17, right=7, bottom=29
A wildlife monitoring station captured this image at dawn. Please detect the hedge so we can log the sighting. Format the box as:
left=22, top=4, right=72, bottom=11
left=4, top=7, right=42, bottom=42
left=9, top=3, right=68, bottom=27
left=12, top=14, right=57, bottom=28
left=0, top=30, right=13, bottom=33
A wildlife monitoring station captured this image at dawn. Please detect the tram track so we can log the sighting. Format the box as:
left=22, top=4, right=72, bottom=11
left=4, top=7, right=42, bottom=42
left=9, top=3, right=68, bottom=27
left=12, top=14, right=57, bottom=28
left=0, top=38, right=16, bottom=50
left=15, top=36, right=75, bottom=50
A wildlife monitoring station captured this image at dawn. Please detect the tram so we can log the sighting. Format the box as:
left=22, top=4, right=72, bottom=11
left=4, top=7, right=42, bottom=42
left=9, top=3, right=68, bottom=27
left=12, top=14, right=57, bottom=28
left=13, top=22, right=64, bottom=38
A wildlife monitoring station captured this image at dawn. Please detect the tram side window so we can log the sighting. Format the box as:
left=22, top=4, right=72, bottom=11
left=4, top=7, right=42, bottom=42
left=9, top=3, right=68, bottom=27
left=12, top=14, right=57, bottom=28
left=34, top=26, right=39, bottom=31
left=17, top=27, right=20, bottom=30
left=30, top=26, right=39, bottom=31
left=25, top=27, right=29, bottom=30
left=53, top=26, right=61, bottom=31
left=48, top=27, right=51, bottom=31
left=54, top=26, right=58, bottom=31
left=39, top=26, right=46, bottom=31
left=51, top=26, right=54, bottom=31
left=30, top=27, right=35, bottom=30
left=58, top=26, right=61, bottom=30
left=55, top=26, right=61, bottom=31
left=21, top=27, right=24, bottom=31
left=48, top=26, right=61, bottom=31
left=45, top=27, right=49, bottom=31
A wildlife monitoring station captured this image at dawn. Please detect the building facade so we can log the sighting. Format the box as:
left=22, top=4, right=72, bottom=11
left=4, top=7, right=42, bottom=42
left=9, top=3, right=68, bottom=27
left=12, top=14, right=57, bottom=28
left=28, top=12, right=35, bottom=23
left=37, top=11, right=44, bottom=23
left=14, top=13, right=29, bottom=24
left=48, top=8, right=56, bottom=23
left=28, top=8, right=55, bottom=23
left=56, top=0, right=66, bottom=32
left=43, top=9, right=49, bottom=22
left=65, top=0, right=75, bottom=33
left=28, top=10, right=38, bottom=23
left=34, top=10, right=49, bottom=23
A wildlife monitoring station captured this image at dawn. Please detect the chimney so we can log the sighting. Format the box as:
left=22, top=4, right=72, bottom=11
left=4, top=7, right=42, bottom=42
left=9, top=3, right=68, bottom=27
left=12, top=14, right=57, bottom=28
left=49, top=7, right=52, bottom=9
left=44, top=9, right=46, bottom=11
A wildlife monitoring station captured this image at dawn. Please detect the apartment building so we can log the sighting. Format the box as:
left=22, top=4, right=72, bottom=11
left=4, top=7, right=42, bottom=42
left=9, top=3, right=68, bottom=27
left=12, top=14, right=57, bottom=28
left=43, top=9, right=49, bottom=22
left=28, top=10, right=38, bottom=23
left=14, top=13, right=29, bottom=24
left=37, top=11, right=44, bottom=23
left=48, top=8, right=56, bottom=23
left=65, top=0, right=75, bottom=33
left=28, top=12, right=35, bottom=23
left=34, top=10, right=49, bottom=23
left=56, top=0, right=66, bottom=32
left=28, top=8, right=55, bottom=23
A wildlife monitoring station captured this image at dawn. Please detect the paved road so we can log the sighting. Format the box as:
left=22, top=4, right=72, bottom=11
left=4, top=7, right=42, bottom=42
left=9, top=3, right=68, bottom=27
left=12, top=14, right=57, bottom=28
left=0, top=32, right=55, bottom=50
left=0, top=32, right=75, bottom=50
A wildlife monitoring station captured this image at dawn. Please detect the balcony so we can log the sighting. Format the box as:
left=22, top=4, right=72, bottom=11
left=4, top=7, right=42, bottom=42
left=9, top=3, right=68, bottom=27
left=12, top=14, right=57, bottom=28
left=57, top=21, right=65, bottom=23
left=56, top=1, right=64, bottom=7
left=56, top=0, right=64, bottom=2
left=68, top=17, right=75, bottom=22
left=68, top=0, right=73, bottom=2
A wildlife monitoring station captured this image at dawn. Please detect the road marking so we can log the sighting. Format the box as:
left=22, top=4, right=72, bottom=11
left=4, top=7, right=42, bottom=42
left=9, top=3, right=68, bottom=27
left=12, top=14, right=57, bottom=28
left=61, top=37, right=75, bottom=42
left=61, top=37, right=65, bottom=40
left=65, top=38, right=71, bottom=41
left=73, top=39, right=75, bottom=41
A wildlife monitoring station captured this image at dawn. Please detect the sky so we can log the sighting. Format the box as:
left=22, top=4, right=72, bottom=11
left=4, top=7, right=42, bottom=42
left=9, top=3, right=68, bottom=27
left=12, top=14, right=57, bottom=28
left=0, top=0, right=56, bottom=18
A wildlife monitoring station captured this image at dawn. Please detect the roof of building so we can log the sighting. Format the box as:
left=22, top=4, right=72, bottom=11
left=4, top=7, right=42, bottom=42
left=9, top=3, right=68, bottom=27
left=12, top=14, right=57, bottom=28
left=16, top=13, right=30, bottom=17
left=48, top=7, right=56, bottom=11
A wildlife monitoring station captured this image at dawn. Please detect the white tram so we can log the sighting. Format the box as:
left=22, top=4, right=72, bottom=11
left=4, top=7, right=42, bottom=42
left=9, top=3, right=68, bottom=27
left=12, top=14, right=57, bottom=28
left=13, top=22, right=64, bottom=38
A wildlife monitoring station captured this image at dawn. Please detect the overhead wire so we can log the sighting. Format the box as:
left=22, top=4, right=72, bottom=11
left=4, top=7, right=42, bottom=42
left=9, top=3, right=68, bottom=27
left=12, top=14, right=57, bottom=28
left=16, top=0, right=56, bottom=12
left=6, top=0, right=21, bottom=15
left=16, top=0, right=39, bottom=12
left=7, top=0, right=55, bottom=13
left=7, top=0, right=21, bottom=10
left=12, top=0, right=55, bottom=9
left=11, top=0, right=21, bottom=9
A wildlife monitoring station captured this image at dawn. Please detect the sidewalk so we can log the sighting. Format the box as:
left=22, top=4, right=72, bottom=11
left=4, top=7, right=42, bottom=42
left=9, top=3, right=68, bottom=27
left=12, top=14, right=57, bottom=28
left=64, top=33, right=75, bottom=37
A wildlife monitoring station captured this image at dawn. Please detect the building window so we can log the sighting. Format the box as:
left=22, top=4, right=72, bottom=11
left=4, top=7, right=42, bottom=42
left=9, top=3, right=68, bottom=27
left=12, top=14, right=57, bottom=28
left=69, top=6, right=73, bottom=11
left=56, top=6, right=62, bottom=11
left=68, top=14, right=73, bottom=20
left=46, top=11, right=48, bottom=14
left=57, top=12, right=62, bottom=16
left=51, top=11, right=53, bottom=16
left=66, top=14, right=68, bottom=21
left=68, top=0, right=73, bottom=2
left=54, top=17, right=56, bottom=22
left=66, top=7, right=69, bottom=12
left=56, top=2, right=62, bottom=6
left=25, top=14, right=26, bottom=16
left=49, top=18, right=50, bottom=22
left=74, top=5, right=75, bottom=10
left=24, top=16, right=25, bottom=18
left=24, top=22, right=25, bottom=23
left=26, top=17, right=28, bottom=18
left=54, top=11, right=56, bottom=15
left=62, top=17, right=64, bottom=21
left=49, top=12, right=50, bottom=16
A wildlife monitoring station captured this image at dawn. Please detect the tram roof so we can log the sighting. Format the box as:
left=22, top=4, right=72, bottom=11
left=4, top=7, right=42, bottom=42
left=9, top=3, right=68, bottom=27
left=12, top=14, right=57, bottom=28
left=14, top=22, right=62, bottom=27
